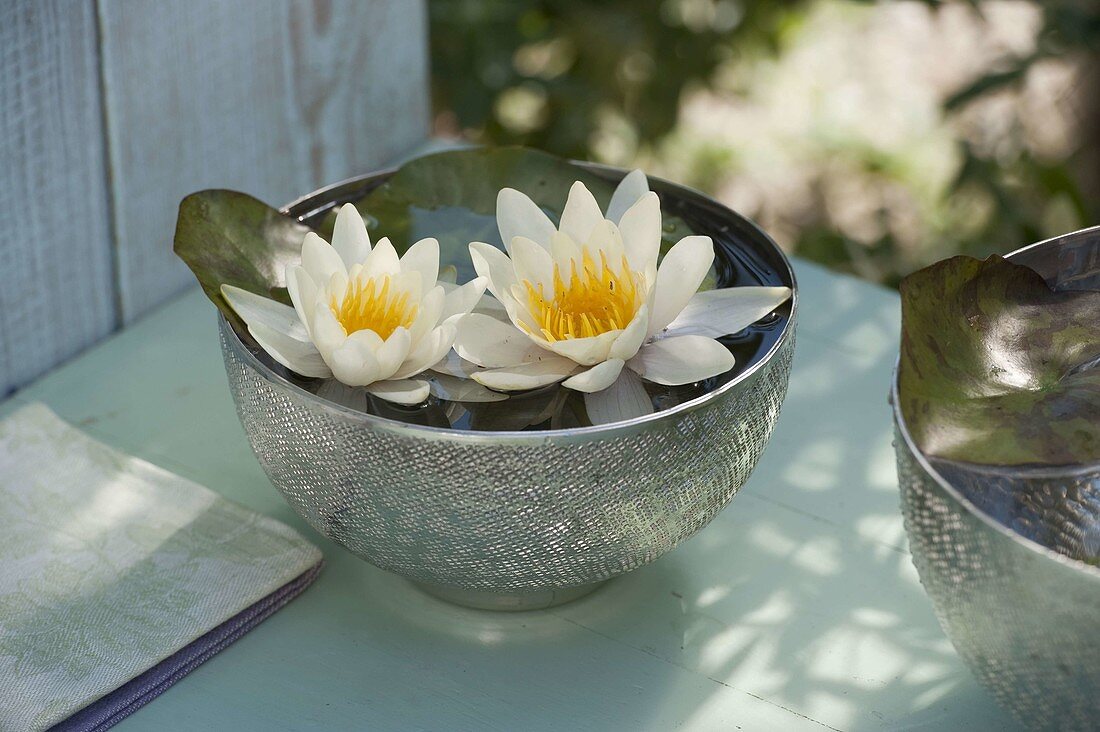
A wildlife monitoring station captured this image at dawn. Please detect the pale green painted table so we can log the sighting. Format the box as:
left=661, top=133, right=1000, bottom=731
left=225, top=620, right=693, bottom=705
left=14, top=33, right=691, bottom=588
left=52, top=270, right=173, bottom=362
left=2, top=260, right=1019, bottom=731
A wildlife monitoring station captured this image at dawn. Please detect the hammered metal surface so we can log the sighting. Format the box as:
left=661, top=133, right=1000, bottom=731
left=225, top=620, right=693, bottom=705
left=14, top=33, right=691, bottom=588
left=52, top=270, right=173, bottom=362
left=894, top=226, right=1100, bottom=731
left=933, top=461, right=1100, bottom=563
left=221, top=320, right=794, bottom=594
left=896, top=432, right=1100, bottom=731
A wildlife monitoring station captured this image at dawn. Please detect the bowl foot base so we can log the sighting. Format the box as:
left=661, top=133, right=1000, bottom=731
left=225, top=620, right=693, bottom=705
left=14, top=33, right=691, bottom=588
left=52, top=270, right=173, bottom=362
left=413, top=580, right=607, bottom=611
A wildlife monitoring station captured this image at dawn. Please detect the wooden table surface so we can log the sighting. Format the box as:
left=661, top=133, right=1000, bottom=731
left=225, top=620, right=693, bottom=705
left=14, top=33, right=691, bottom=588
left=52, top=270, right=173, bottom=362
left=1, top=260, right=1020, bottom=731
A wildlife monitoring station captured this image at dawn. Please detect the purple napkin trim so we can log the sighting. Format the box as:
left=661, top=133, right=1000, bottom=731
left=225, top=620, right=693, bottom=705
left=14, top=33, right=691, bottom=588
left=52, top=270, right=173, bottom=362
left=50, top=561, right=324, bottom=732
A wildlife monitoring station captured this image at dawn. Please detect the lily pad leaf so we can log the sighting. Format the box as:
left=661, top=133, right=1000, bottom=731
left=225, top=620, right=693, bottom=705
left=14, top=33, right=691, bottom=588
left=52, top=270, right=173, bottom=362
left=898, top=254, right=1100, bottom=466
left=173, top=190, right=310, bottom=327
left=318, top=146, right=695, bottom=282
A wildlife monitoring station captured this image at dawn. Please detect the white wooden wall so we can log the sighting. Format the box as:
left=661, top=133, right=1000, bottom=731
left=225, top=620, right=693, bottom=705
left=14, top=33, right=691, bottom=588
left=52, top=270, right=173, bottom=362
left=0, top=0, right=429, bottom=396
left=1, top=0, right=117, bottom=399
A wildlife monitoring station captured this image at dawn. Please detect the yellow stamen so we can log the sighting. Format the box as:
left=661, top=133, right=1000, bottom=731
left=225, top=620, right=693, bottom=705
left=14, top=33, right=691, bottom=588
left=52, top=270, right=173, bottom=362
left=521, top=248, right=642, bottom=342
left=331, top=275, right=417, bottom=338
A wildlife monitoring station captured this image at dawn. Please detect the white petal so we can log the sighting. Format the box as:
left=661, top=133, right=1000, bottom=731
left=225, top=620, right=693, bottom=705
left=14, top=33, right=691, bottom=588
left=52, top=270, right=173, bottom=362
left=345, top=328, right=383, bottom=351
left=559, top=181, right=604, bottom=245
left=332, top=203, right=371, bottom=267
left=470, top=243, right=540, bottom=334
left=301, top=231, right=346, bottom=283
left=543, top=330, right=621, bottom=366
left=549, top=231, right=582, bottom=271
left=562, top=358, right=624, bottom=393
left=618, top=192, right=661, bottom=273
left=664, top=286, right=792, bottom=338
left=248, top=321, right=331, bottom=378
left=393, top=322, right=456, bottom=380
left=327, top=333, right=381, bottom=386
left=453, top=313, right=546, bottom=368
left=374, top=327, right=412, bottom=380
left=430, top=349, right=486, bottom=379
left=508, top=283, right=539, bottom=325
left=361, top=236, right=400, bottom=280
left=583, top=368, right=654, bottom=425
left=497, top=187, right=557, bottom=251
left=285, top=266, right=318, bottom=337
left=443, top=281, right=510, bottom=322
left=439, top=264, right=458, bottom=284
left=472, top=356, right=579, bottom=391
left=388, top=269, right=424, bottom=305
left=609, top=303, right=649, bottom=361
left=441, top=277, right=488, bottom=321
left=474, top=292, right=511, bottom=322
left=606, top=169, right=650, bottom=224
left=510, top=236, right=554, bottom=290
left=584, top=219, right=626, bottom=262
left=409, top=286, right=445, bottom=345
left=366, top=378, right=430, bottom=405
left=314, top=380, right=369, bottom=412
left=429, top=373, right=508, bottom=402
left=325, top=269, right=348, bottom=304
left=309, top=302, right=347, bottom=357
left=642, top=261, right=658, bottom=300
left=648, top=235, right=715, bottom=337
left=628, top=335, right=734, bottom=385
left=400, top=237, right=440, bottom=295
left=221, top=285, right=308, bottom=341
left=469, top=241, right=518, bottom=305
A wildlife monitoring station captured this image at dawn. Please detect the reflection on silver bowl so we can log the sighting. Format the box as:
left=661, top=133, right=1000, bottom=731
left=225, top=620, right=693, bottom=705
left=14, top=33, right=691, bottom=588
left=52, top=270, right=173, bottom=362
left=220, top=165, right=798, bottom=610
left=893, top=225, right=1100, bottom=730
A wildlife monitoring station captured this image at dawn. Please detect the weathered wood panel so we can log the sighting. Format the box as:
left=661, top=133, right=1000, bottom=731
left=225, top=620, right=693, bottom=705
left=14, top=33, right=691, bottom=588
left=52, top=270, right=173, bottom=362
left=0, top=0, right=118, bottom=396
left=97, top=0, right=430, bottom=322
left=0, top=0, right=428, bottom=393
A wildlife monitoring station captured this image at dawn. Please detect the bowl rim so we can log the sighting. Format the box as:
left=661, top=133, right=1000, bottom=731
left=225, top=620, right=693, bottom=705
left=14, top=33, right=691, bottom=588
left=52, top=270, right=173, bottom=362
left=891, top=224, right=1100, bottom=580
left=220, top=159, right=797, bottom=443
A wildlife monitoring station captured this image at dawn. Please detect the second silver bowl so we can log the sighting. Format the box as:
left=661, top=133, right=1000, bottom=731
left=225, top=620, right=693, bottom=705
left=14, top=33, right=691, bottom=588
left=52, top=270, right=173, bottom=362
left=894, top=226, right=1100, bottom=729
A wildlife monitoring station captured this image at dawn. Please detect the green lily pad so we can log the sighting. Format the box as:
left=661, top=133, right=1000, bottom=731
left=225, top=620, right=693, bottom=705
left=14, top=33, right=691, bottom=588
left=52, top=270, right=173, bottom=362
left=319, top=146, right=696, bottom=283
left=898, top=254, right=1100, bottom=466
left=173, top=190, right=310, bottom=328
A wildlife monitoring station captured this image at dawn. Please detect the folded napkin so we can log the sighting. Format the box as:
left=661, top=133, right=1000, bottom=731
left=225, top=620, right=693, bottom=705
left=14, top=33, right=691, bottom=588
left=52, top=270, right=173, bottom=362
left=0, top=404, right=323, bottom=731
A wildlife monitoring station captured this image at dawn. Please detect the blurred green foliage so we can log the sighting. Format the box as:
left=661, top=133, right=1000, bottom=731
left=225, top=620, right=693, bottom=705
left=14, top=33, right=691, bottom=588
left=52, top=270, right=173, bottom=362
left=429, top=0, right=1100, bottom=285
left=940, top=1, right=1100, bottom=273
left=430, top=0, right=806, bottom=156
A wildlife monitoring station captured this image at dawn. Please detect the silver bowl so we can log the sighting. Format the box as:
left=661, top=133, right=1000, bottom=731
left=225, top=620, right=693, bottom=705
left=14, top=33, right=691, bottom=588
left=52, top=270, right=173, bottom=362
left=893, top=225, right=1100, bottom=730
left=220, top=164, right=798, bottom=610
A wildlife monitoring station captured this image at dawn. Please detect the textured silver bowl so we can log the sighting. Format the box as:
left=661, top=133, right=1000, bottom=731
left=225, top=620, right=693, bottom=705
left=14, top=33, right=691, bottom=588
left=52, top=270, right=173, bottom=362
left=893, top=225, right=1100, bottom=730
left=220, top=164, right=797, bottom=610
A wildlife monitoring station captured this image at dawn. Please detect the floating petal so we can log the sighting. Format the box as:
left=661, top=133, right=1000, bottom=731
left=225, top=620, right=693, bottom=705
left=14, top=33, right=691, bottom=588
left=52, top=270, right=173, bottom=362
left=221, top=284, right=308, bottom=342
left=562, top=358, right=625, bottom=393
left=472, top=357, right=579, bottom=391
left=583, top=368, right=654, bottom=425
left=248, top=321, right=331, bottom=378
left=664, top=286, right=792, bottom=338
left=366, top=378, right=431, bottom=405
left=628, top=335, right=734, bottom=385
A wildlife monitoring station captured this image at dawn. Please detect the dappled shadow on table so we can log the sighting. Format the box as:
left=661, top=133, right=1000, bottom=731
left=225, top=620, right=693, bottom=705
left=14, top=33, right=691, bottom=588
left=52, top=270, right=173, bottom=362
left=310, top=270, right=1019, bottom=730
left=554, top=272, right=1018, bottom=729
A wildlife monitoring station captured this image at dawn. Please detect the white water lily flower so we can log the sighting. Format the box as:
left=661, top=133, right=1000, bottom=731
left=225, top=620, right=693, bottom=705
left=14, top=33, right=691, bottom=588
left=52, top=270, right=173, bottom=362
left=453, top=170, right=792, bottom=423
left=221, top=203, right=488, bottom=405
